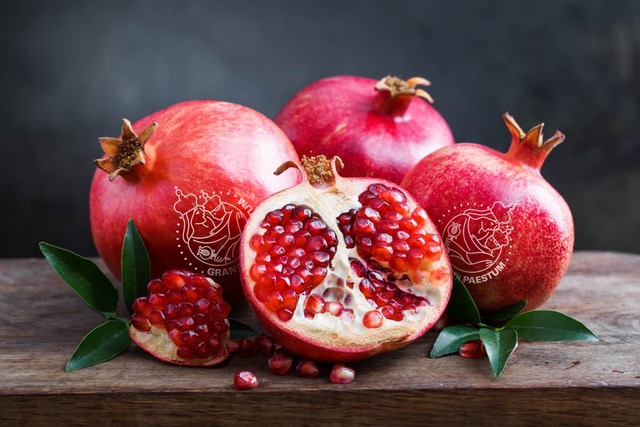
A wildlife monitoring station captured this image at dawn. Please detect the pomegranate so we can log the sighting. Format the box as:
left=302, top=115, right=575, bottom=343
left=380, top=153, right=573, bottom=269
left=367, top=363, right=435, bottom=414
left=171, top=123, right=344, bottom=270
left=239, top=155, right=452, bottom=363
left=274, top=75, right=454, bottom=184
left=90, top=101, right=300, bottom=305
left=402, top=113, right=574, bottom=314
left=129, top=269, right=234, bottom=366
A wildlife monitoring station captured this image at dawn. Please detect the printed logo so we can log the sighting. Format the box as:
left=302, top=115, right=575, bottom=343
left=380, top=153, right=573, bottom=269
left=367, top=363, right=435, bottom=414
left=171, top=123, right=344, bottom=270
left=440, top=201, right=516, bottom=284
left=173, top=187, right=252, bottom=277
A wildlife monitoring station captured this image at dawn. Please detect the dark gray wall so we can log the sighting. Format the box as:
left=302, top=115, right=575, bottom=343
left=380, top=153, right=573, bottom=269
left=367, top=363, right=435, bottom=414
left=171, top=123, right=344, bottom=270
left=2, top=0, right=639, bottom=257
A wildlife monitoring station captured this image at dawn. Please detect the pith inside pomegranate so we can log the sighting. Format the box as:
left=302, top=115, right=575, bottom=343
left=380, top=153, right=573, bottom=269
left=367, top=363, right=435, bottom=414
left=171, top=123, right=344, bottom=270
left=240, top=155, right=452, bottom=363
left=274, top=75, right=454, bottom=184
left=90, top=101, right=300, bottom=306
left=129, top=269, right=233, bottom=366
left=402, top=113, right=574, bottom=314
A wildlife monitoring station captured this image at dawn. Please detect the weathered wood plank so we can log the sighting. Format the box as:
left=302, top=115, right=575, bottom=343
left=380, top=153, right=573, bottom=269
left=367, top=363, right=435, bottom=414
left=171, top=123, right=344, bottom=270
left=0, top=251, right=638, bottom=425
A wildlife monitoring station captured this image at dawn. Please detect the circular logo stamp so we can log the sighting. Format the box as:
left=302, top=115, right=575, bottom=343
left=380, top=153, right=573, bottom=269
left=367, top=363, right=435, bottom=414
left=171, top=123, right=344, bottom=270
left=173, top=186, right=252, bottom=277
left=440, top=201, right=515, bottom=284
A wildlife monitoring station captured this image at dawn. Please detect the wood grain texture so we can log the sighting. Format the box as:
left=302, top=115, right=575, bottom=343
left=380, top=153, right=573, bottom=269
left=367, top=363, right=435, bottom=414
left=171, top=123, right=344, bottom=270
left=0, top=251, right=638, bottom=426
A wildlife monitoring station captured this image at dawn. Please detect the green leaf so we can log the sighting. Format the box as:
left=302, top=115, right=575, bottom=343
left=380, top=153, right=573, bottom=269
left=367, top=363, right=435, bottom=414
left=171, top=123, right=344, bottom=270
left=228, top=318, right=257, bottom=340
left=483, top=300, right=527, bottom=323
left=430, top=324, right=481, bottom=358
left=504, top=310, right=599, bottom=342
left=479, top=327, right=518, bottom=377
left=65, top=319, right=131, bottom=371
left=446, top=275, right=481, bottom=325
left=121, top=220, right=151, bottom=315
left=39, top=242, right=118, bottom=315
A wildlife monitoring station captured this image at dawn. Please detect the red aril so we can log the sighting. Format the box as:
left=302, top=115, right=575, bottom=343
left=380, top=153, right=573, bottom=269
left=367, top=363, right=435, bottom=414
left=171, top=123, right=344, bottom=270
left=402, top=113, right=574, bottom=314
left=330, top=365, right=355, bottom=384
left=240, top=155, right=452, bottom=363
left=234, top=370, right=259, bottom=390
left=90, top=101, right=300, bottom=306
left=129, top=269, right=233, bottom=366
left=274, top=75, right=454, bottom=184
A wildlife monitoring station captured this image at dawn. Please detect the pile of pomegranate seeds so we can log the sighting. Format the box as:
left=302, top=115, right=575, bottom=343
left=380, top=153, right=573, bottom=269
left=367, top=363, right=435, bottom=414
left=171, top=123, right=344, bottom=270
left=131, top=270, right=231, bottom=361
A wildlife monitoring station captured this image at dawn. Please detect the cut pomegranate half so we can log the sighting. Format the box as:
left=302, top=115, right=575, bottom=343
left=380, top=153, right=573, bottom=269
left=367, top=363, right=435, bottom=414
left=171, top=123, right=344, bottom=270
left=240, top=156, right=452, bottom=363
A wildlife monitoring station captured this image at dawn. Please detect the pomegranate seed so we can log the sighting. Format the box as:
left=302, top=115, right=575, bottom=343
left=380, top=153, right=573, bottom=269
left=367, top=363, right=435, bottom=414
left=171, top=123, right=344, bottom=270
left=177, top=316, right=195, bottom=330
left=268, top=351, right=293, bottom=375
left=255, top=333, right=274, bottom=354
left=208, top=336, right=222, bottom=354
left=148, top=293, right=167, bottom=309
left=194, top=298, right=210, bottom=313
left=234, top=370, right=259, bottom=390
left=162, top=270, right=190, bottom=290
left=176, top=347, right=194, bottom=360
left=146, top=278, right=164, bottom=293
left=237, top=337, right=257, bottom=357
left=330, top=365, right=355, bottom=384
left=363, top=310, right=384, bottom=328
left=132, top=297, right=151, bottom=316
left=148, top=309, right=165, bottom=326
left=131, top=313, right=151, bottom=331
left=264, top=292, right=284, bottom=312
left=178, top=302, right=195, bottom=317
left=297, top=360, right=319, bottom=378
left=305, top=294, right=326, bottom=314
left=325, top=301, right=344, bottom=316
left=210, top=302, right=231, bottom=321
left=459, top=339, right=486, bottom=359
left=168, top=328, right=184, bottom=346
left=193, top=342, right=211, bottom=358
left=277, top=308, right=294, bottom=321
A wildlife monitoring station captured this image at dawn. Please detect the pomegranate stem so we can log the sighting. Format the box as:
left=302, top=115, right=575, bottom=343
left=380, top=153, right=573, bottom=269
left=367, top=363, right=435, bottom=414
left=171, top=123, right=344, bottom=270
left=373, top=75, right=434, bottom=116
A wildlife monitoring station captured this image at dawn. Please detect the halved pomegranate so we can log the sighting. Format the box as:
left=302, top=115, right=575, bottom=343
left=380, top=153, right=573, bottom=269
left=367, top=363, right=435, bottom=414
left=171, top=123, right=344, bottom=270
left=239, top=156, right=452, bottom=363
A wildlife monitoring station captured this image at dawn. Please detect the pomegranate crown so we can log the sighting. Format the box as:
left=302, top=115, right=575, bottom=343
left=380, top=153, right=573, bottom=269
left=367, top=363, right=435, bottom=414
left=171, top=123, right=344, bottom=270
left=375, top=75, right=434, bottom=104
left=94, top=119, right=157, bottom=181
left=275, top=155, right=344, bottom=188
left=503, top=112, right=565, bottom=171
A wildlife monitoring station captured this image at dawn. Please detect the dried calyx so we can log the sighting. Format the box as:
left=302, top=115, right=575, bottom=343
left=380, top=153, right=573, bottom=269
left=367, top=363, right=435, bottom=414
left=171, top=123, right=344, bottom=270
left=94, top=119, right=157, bottom=181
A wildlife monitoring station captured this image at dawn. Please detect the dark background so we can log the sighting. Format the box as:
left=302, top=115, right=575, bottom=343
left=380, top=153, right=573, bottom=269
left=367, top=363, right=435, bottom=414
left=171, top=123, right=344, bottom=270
left=1, top=0, right=639, bottom=258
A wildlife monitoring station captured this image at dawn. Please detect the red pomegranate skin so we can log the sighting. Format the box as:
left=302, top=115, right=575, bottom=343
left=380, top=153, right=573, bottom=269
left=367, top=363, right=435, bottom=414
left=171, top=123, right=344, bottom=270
left=90, top=100, right=300, bottom=305
left=402, top=115, right=574, bottom=313
left=274, top=76, right=454, bottom=184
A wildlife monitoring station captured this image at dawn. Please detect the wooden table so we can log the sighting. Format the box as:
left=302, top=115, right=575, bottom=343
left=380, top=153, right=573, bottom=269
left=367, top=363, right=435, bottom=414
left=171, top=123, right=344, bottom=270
left=0, top=251, right=638, bottom=426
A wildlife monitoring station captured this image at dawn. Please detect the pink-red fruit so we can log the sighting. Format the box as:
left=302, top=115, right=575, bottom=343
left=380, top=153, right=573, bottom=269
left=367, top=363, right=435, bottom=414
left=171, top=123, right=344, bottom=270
left=402, top=113, right=574, bottom=314
left=240, top=155, right=452, bottom=363
left=275, top=75, right=454, bottom=184
left=129, top=269, right=232, bottom=366
left=91, top=101, right=300, bottom=306
left=234, top=371, right=259, bottom=390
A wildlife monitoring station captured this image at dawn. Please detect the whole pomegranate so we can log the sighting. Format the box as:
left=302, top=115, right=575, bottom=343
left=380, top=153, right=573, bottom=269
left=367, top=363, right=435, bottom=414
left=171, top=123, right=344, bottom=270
left=90, top=101, right=300, bottom=305
left=239, top=155, right=452, bottom=363
left=402, top=113, right=574, bottom=314
left=129, top=269, right=234, bottom=366
left=274, top=75, right=455, bottom=184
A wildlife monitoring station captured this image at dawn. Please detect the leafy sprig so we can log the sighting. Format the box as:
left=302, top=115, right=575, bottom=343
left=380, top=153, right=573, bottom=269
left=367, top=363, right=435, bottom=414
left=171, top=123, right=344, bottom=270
left=40, top=219, right=256, bottom=371
left=430, top=276, right=599, bottom=377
